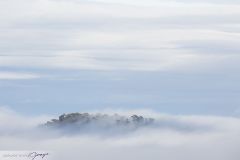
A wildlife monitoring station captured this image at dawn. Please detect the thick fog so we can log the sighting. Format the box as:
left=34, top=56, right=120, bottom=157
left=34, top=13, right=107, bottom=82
left=0, top=107, right=240, bottom=160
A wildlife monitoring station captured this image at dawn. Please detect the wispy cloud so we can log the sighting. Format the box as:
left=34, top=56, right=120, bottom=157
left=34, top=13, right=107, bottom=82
left=0, top=72, right=41, bottom=80
left=0, top=0, right=239, bottom=72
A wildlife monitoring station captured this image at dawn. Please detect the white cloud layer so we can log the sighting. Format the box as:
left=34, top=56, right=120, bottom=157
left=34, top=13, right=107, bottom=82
left=0, top=72, right=41, bottom=80
left=0, top=0, right=240, bottom=72
left=0, top=107, right=240, bottom=160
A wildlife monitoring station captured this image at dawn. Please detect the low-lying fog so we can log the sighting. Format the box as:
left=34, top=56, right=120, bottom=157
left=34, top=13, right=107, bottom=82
left=0, top=107, right=240, bottom=160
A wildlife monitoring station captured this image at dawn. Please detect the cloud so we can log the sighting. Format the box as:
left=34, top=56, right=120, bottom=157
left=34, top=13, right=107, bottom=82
left=0, top=107, right=240, bottom=160
left=91, top=0, right=240, bottom=5
left=0, top=0, right=239, bottom=72
left=0, top=72, right=41, bottom=80
left=0, top=107, right=51, bottom=132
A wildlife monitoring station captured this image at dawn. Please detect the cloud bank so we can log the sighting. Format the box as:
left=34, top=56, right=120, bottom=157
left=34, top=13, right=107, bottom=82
left=0, top=0, right=240, bottom=72
left=0, top=107, right=240, bottom=160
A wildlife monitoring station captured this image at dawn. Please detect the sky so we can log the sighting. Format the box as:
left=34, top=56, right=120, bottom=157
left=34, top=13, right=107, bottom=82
left=0, top=0, right=240, bottom=116
left=1, top=1, right=240, bottom=159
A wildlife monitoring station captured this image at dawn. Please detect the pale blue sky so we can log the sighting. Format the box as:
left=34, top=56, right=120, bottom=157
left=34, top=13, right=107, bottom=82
left=0, top=0, right=240, bottom=116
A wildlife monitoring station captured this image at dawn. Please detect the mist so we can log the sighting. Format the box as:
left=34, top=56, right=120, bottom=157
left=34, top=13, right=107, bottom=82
left=0, top=107, right=240, bottom=160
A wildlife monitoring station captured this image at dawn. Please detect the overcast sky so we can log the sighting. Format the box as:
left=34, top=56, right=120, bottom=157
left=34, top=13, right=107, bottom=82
left=0, top=0, right=240, bottom=116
